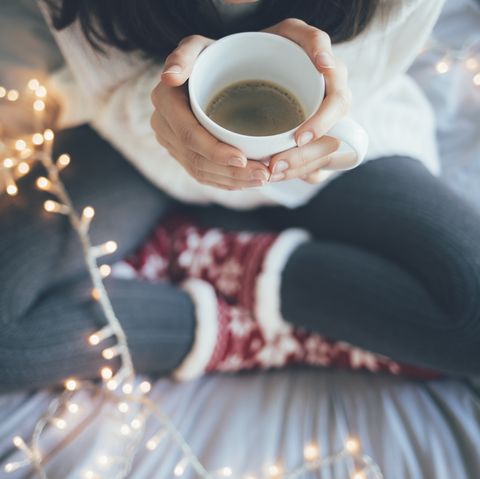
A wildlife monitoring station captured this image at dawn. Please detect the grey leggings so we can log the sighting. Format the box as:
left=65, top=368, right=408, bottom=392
left=1, top=125, right=479, bottom=391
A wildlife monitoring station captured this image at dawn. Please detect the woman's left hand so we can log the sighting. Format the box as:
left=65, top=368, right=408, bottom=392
left=263, top=19, right=356, bottom=184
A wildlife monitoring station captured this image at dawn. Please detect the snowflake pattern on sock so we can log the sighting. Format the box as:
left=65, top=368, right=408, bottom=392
left=120, top=214, right=441, bottom=380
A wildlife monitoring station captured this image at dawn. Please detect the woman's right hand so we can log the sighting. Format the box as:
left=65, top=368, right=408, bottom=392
left=150, top=35, right=270, bottom=191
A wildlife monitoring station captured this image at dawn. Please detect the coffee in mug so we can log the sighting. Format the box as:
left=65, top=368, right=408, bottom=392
left=205, top=80, right=305, bottom=136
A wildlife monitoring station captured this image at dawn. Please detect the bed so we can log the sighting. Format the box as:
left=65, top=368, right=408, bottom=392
left=0, top=1, right=479, bottom=478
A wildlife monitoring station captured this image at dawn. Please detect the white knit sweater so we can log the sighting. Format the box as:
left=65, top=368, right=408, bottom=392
left=44, top=0, right=445, bottom=209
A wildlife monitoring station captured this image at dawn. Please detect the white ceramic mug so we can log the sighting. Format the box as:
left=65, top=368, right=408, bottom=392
left=189, top=31, right=369, bottom=206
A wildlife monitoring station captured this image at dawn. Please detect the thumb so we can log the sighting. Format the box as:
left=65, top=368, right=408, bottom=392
left=161, top=35, right=214, bottom=86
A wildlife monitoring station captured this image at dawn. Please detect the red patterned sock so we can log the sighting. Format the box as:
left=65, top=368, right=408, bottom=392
left=122, top=216, right=442, bottom=380
left=171, top=280, right=440, bottom=380
left=160, top=215, right=309, bottom=341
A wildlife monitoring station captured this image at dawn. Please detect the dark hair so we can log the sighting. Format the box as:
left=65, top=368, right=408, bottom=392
left=46, top=0, right=380, bottom=60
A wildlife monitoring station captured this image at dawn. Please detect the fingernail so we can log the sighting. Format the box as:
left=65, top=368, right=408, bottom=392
left=315, top=52, right=335, bottom=69
left=228, top=157, right=246, bottom=167
left=250, top=179, right=266, bottom=187
left=271, top=173, right=285, bottom=182
left=251, top=170, right=269, bottom=181
left=297, top=131, right=314, bottom=147
left=273, top=160, right=289, bottom=174
left=162, top=65, right=182, bottom=75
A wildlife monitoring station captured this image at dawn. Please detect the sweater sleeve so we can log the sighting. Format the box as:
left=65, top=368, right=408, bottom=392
left=41, top=10, right=267, bottom=206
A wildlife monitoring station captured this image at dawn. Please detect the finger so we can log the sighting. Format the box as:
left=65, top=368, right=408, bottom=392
left=194, top=167, right=267, bottom=190
left=321, top=151, right=358, bottom=171
left=263, top=20, right=351, bottom=146
left=302, top=151, right=358, bottom=185
left=195, top=156, right=270, bottom=183
left=150, top=108, right=175, bottom=145
left=303, top=169, right=334, bottom=185
left=264, top=19, right=335, bottom=71
left=295, top=62, right=352, bottom=146
left=164, top=87, right=249, bottom=167
left=161, top=35, right=214, bottom=86
left=269, top=136, right=340, bottom=181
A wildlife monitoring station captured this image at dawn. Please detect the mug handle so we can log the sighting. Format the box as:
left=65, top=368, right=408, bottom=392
left=258, top=116, right=369, bottom=209
left=325, top=116, right=369, bottom=170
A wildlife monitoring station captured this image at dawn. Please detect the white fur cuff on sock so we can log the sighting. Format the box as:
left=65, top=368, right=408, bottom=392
left=172, top=279, right=219, bottom=381
left=255, top=229, right=311, bottom=341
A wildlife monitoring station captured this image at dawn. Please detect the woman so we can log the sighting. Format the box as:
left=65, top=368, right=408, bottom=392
left=1, top=0, right=479, bottom=390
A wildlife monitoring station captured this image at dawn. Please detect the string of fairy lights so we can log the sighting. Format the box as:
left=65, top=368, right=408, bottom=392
left=0, top=82, right=381, bottom=479
left=427, top=36, right=480, bottom=80
left=1, top=35, right=478, bottom=479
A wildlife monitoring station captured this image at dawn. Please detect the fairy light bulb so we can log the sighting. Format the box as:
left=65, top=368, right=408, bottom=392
left=44, top=200, right=56, bottom=212
left=120, top=424, right=131, bottom=436
left=345, top=437, right=360, bottom=454
left=0, top=86, right=6, bottom=98
left=97, top=455, right=111, bottom=467
left=107, top=378, right=118, bottom=390
left=101, top=367, right=113, bottom=380
left=146, top=429, right=167, bottom=451
left=174, top=457, right=189, bottom=477
left=83, top=206, right=95, bottom=219
left=89, top=326, right=114, bottom=346
left=267, top=463, right=283, bottom=478
left=36, top=176, right=52, bottom=191
left=12, top=436, right=24, bottom=448
left=92, top=240, right=118, bottom=258
left=6, top=183, right=18, bottom=196
left=33, top=99, right=45, bottom=111
left=7, top=90, right=19, bottom=101
left=146, top=439, right=158, bottom=451
left=131, top=418, right=143, bottom=430
left=67, top=402, right=79, bottom=414
left=303, top=442, right=320, bottom=461
left=52, top=418, right=67, bottom=430
left=106, top=241, right=117, bottom=252
left=83, top=470, right=96, bottom=479
left=20, top=147, right=33, bottom=159
left=352, top=472, right=366, bottom=479
left=35, top=86, right=47, bottom=98
left=4, top=462, right=21, bottom=473
left=465, top=57, right=479, bottom=71
left=100, top=264, right=111, bottom=278
left=15, top=139, right=27, bottom=151
left=43, top=129, right=54, bottom=141
left=122, top=383, right=133, bottom=394
left=91, top=288, right=101, bottom=301
left=44, top=200, right=69, bottom=214
left=218, top=467, right=233, bottom=477
left=57, top=153, right=71, bottom=168
left=101, top=346, right=113, bottom=359
left=17, top=162, right=30, bottom=175
left=104, top=241, right=118, bottom=253
left=32, top=133, right=44, bottom=145
left=65, top=378, right=78, bottom=391
left=28, top=78, right=40, bottom=91
left=473, top=73, right=480, bottom=86
left=3, top=158, right=14, bottom=168
left=435, top=58, right=450, bottom=74
left=102, top=345, right=121, bottom=360
left=118, top=402, right=129, bottom=413
left=139, top=381, right=151, bottom=394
